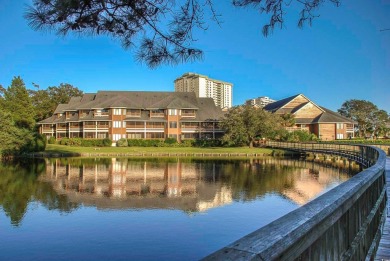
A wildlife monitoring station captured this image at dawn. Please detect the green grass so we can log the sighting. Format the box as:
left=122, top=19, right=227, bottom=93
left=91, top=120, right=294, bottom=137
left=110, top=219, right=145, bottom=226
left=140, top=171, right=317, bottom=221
left=43, top=144, right=274, bottom=155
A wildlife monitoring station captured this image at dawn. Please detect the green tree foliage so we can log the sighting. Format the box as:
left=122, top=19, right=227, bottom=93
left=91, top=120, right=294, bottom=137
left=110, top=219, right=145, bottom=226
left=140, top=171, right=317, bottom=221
left=2, top=77, right=36, bottom=130
left=0, top=110, right=29, bottom=153
left=29, top=89, right=52, bottom=122
left=25, top=0, right=340, bottom=67
left=280, top=113, right=296, bottom=127
left=220, top=105, right=282, bottom=147
left=372, top=110, right=390, bottom=138
left=30, top=83, right=83, bottom=122
left=0, top=159, right=79, bottom=226
left=338, top=99, right=390, bottom=138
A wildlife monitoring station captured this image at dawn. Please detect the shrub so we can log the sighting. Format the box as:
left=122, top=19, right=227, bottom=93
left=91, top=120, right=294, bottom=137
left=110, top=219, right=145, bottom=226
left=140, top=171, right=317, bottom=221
left=117, top=138, right=128, bottom=147
left=68, top=138, right=82, bottom=146
left=180, top=139, right=195, bottom=147
left=284, top=130, right=318, bottom=142
left=103, top=138, right=112, bottom=147
left=35, top=134, right=47, bottom=152
left=127, top=139, right=164, bottom=147
left=48, top=136, right=56, bottom=144
left=59, top=138, right=70, bottom=145
left=36, top=134, right=47, bottom=151
left=164, top=138, right=177, bottom=145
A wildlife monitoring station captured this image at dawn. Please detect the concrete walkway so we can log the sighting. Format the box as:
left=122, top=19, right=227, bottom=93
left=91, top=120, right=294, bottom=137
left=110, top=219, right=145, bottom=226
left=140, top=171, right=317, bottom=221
left=375, top=157, right=390, bottom=261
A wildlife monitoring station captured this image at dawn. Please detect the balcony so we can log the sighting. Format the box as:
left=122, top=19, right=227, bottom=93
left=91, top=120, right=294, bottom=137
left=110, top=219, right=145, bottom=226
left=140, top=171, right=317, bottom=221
left=181, top=110, right=196, bottom=118
left=150, top=110, right=165, bottom=118
left=127, top=122, right=145, bottom=129
left=181, top=123, right=199, bottom=130
left=146, top=122, right=165, bottom=129
left=126, top=110, right=141, bottom=117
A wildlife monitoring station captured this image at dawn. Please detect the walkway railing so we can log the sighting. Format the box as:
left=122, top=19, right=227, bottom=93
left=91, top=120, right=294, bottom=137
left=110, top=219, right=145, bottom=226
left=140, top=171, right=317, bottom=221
left=204, top=141, right=387, bottom=260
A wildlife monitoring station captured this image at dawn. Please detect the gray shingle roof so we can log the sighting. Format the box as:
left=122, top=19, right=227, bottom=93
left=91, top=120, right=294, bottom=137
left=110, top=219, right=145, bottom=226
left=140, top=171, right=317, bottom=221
left=315, top=107, right=356, bottom=123
left=263, top=94, right=300, bottom=112
left=38, top=91, right=223, bottom=124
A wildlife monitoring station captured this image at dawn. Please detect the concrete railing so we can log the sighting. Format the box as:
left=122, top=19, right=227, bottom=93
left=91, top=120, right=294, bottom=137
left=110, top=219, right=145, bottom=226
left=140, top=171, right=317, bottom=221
left=204, top=141, right=387, bottom=260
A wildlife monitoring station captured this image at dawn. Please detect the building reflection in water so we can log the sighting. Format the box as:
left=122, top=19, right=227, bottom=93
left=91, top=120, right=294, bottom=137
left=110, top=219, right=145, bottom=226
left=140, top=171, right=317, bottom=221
left=40, top=158, right=357, bottom=212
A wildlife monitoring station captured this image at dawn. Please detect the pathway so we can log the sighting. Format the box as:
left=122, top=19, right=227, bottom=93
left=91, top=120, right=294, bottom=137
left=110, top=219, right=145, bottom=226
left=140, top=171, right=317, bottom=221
left=375, top=157, right=390, bottom=261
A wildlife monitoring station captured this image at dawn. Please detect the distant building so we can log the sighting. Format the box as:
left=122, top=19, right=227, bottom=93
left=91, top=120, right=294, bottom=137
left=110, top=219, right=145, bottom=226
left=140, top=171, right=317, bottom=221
left=263, top=94, right=356, bottom=140
left=37, top=91, right=224, bottom=143
left=245, top=96, right=276, bottom=107
left=174, top=72, right=233, bottom=109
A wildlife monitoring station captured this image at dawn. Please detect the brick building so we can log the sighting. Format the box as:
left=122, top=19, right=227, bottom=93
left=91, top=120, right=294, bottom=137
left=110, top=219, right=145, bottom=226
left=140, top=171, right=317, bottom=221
left=264, top=94, right=356, bottom=140
left=38, top=91, right=224, bottom=143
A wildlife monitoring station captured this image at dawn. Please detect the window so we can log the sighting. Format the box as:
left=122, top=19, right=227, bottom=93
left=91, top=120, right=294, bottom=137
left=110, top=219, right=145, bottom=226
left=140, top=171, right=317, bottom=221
left=168, top=109, right=177, bottom=116
left=127, top=133, right=144, bottom=139
left=337, top=134, right=344, bottom=139
left=113, top=121, right=122, bottom=128
left=113, top=109, right=122, bottom=115
left=146, top=132, right=164, bottom=139
left=337, top=123, right=344, bottom=129
left=126, top=109, right=141, bottom=117
left=113, top=134, right=122, bottom=141
left=150, top=109, right=165, bottom=117
left=169, top=121, right=177, bottom=128
left=97, top=132, right=108, bottom=139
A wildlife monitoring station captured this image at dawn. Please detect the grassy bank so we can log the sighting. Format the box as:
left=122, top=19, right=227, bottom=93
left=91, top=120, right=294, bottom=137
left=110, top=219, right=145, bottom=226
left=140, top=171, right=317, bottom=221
left=35, top=144, right=281, bottom=157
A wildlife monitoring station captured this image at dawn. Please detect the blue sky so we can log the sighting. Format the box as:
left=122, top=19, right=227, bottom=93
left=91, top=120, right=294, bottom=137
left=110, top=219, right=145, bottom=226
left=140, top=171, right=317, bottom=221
left=1, top=0, right=389, bottom=112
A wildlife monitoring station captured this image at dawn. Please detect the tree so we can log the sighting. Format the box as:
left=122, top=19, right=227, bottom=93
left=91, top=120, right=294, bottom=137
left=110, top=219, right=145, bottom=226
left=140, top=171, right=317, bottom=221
left=371, top=110, right=390, bottom=138
left=30, top=83, right=83, bottom=122
left=47, top=83, right=84, bottom=105
left=338, top=99, right=380, bottom=138
left=0, top=110, right=34, bottom=154
left=220, top=105, right=282, bottom=148
left=280, top=113, right=295, bottom=128
left=2, top=77, right=36, bottom=130
left=25, top=0, right=340, bottom=68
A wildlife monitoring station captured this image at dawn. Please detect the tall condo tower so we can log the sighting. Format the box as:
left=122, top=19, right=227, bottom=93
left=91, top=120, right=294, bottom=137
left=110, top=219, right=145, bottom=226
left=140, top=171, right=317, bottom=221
left=174, top=72, right=233, bottom=109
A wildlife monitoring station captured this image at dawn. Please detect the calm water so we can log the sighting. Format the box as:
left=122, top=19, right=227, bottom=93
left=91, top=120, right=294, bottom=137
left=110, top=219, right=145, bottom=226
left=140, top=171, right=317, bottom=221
left=0, top=157, right=356, bottom=260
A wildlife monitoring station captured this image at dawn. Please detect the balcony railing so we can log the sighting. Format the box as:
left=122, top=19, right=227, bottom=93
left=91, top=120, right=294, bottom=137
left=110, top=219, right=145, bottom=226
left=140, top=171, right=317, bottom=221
left=94, top=112, right=109, bottom=117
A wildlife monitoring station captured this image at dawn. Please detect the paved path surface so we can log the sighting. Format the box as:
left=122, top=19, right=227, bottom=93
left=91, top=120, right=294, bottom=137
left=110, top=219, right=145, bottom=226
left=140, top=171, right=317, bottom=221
left=375, top=157, right=390, bottom=261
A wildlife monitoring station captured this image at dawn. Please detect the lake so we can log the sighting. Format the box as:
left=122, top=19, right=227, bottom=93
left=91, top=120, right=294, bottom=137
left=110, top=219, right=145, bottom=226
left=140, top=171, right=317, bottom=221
left=0, top=157, right=357, bottom=260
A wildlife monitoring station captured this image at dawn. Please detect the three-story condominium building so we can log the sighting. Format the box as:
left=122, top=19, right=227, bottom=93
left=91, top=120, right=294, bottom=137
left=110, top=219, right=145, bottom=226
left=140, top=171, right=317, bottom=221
left=174, top=72, right=233, bottom=109
left=37, top=91, right=225, bottom=142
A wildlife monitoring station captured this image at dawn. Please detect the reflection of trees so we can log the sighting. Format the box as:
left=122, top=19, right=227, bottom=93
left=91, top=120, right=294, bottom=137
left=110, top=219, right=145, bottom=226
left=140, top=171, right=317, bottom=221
left=0, top=157, right=353, bottom=225
left=201, top=160, right=297, bottom=201
left=0, top=159, right=79, bottom=226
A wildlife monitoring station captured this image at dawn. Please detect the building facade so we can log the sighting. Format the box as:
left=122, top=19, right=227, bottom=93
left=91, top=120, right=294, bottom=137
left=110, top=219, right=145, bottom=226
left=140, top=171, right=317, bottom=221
left=245, top=96, right=276, bottom=107
left=174, top=72, right=233, bottom=109
left=264, top=94, right=356, bottom=140
left=38, top=91, right=224, bottom=142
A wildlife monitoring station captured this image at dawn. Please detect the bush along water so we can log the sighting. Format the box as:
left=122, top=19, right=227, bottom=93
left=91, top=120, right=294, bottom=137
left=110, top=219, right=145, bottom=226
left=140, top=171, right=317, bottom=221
left=58, top=138, right=112, bottom=147
left=48, top=137, right=224, bottom=148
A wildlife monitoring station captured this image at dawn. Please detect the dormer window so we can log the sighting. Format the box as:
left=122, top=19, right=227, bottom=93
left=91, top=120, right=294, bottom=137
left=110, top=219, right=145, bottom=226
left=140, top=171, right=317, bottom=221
left=168, top=109, right=177, bottom=116
left=94, top=109, right=109, bottom=117
left=79, top=110, right=89, bottom=118
left=150, top=109, right=164, bottom=117
left=113, top=109, right=122, bottom=115
left=181, top=109, right=196, bottom=117
left=127, top=109, right=141, bottom=117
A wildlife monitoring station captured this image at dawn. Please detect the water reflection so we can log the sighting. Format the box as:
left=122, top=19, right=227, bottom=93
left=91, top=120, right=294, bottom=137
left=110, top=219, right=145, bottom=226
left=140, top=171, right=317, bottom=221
left=0, top=159, right=78, bottom=226
left=0, top=157, right=358, bottom=226
left=45, top=158, right=356, bottom=209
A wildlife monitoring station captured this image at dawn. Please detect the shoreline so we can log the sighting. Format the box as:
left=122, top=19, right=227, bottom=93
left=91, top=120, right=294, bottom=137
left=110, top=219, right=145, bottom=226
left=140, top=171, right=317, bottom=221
left=28, top=151, right=296, bottom=158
